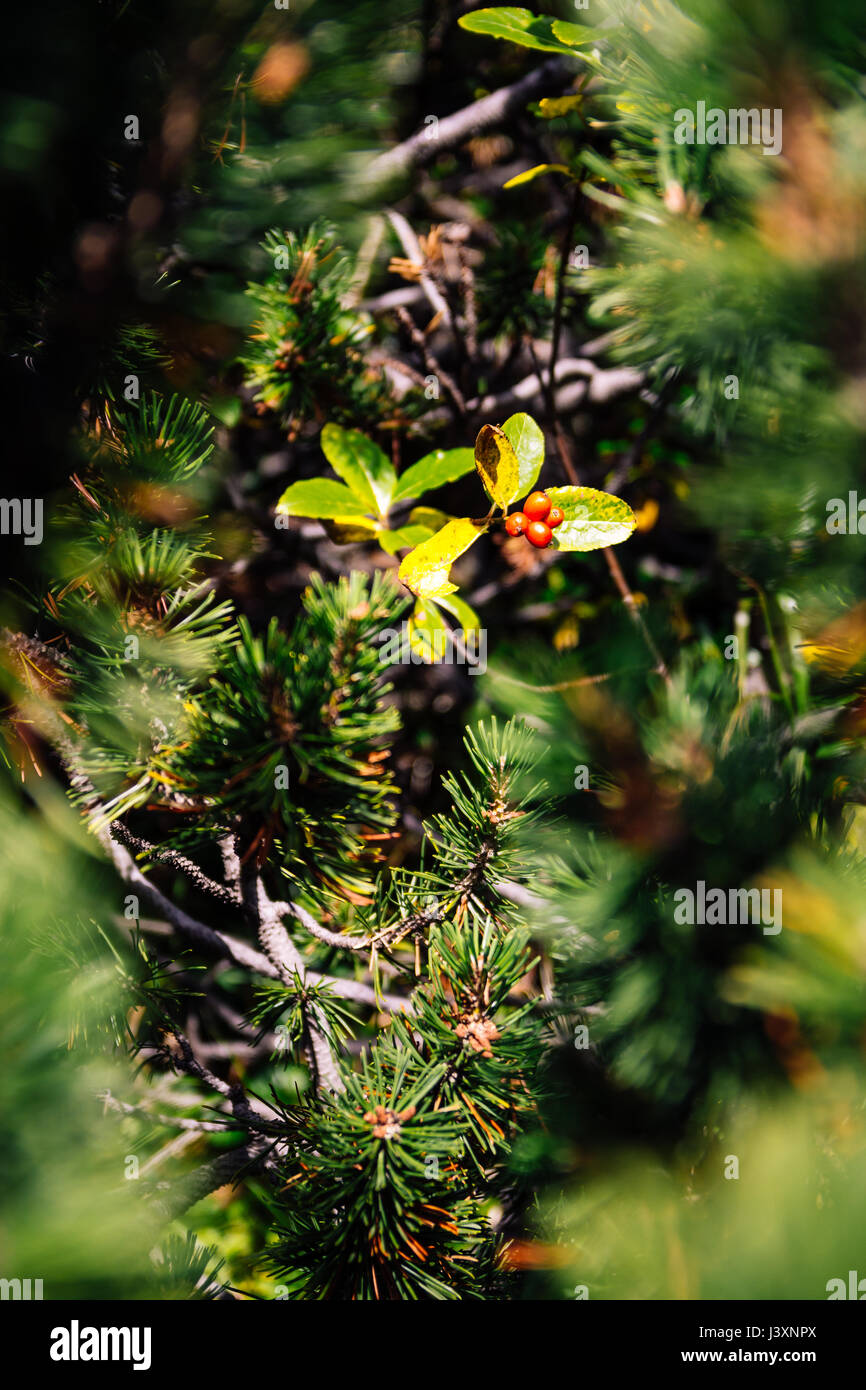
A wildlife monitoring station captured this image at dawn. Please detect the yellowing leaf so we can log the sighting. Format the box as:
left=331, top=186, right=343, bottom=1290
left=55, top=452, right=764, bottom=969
left=537, top=95, right=584, bottom=119
left=503, top=162, right=571, bottom=189
left=545, top=485, right=636, bottom=552
left=474, top=425, right=520, bottom=509
left=321, top=516, right=380, bottom=544
left=633, top=497, right=659, bottom=533
left=553, top=613, right=580, bottom=651
left=408, top=599, right=450, bottom=664
left=398, top=517, right=485, bottom=598
left=801, top=602, right=866, bottom=674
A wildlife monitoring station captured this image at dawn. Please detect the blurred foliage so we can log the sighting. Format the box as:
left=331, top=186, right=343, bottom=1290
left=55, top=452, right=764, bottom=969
left=460, top=0, right=866, bottom=1300
left=0, top=764, right=228, bottom=1297
left=4, top=0, right=866, bottom=1303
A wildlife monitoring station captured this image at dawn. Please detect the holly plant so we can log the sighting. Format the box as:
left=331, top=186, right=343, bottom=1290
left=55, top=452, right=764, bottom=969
left=397, top=413, right=635, bottom=642
left=277, top=412, right=635, bottom=663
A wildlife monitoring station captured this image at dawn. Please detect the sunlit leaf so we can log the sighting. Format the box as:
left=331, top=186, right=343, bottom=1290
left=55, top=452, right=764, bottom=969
left=502, top=412, right=545, bottom=499
left=275, top=479, right=371, bottom=520
left=545, top=485, right=636, bottom=552
left=398, top=517, right=486, bottom=598
left=475, top=424, right=520, bottom=509
left=377, top=524, right=436, bottom=556
left=503, top=163, right=572, bottom=188
left=320, top=423, right=396, bottom=515
left=459, top=7, right=588, bottom=54
left=551, top=20, right=601, bottom=49
left=392, top=448, right=476, bottom=503
left=431, top=592, right=482, bottom=634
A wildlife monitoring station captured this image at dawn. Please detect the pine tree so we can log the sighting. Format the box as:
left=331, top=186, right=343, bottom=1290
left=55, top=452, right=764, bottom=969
left=1, top=377, right=558, bottom=1299
left=6, top=0, right=866, bottom=1308
left=456, top=0, right=866, bottom=1299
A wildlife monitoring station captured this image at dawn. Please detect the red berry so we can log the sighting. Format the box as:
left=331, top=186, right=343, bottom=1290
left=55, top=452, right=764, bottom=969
left=547, top=506, right=565, bottom=529
left=526, top=520, right=553, bottom=549
left=524, top=491, right=552, bottom=522
left=505, top=512, right=527, bottom=537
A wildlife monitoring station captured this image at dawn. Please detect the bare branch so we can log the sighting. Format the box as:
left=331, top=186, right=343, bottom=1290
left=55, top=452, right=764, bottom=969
left=366, top=58, right=574, bottom=187
left=98, top=1090, right=233, bottom=1134
left=150, top=1141, right=274, bottom=1222
left=243, top=874, right=345, bottom=1097
left=387, top=210, right=452, bottom=327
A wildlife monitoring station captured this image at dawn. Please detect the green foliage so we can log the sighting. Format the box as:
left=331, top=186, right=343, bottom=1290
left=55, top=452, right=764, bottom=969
left=151, top=576, right=406, bottom=894
left=266, top=719, right=548, bottom=1299
left=0, top=764, right=210, bottom=1297
left=9, top=0, right=866, bottom=1308
left=239, top=224, right=393, bottom=432
left=397, top=412, right=635, bottom=611
left=276, top=423, right=476, bottom=550
left=459, top=7, right=597, bottom=55
left=278, top=416, right=625, bottom=664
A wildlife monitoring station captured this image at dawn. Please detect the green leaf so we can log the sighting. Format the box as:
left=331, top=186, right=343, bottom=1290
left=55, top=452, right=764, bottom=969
left=551, top=19, right=601, bottom=49
left=377, top=524, right=436, bottom=556
left=503, top=163, right=572, bottom=189
left=545, top=485, right=636, bottom=552
left=458, top=7, right=581, bottom=54
left=392, top=448, right=476, bottom=503
left=431, top=592, right=481, bottom=634
left=398, top=517, right=486, bottom=599
left=275, top=479, right=371, bottom=520
left=474, top=425, right=520, bottom=509
left=320, top=423, right=396, bottom=516
left=408, top=599, right=450, bottom=664
left=502, top=413, right=545, bottom=499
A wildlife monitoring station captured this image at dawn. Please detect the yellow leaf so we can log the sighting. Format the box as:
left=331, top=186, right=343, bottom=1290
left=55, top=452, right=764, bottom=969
left=537, top=96, right=583, bottom=119
left=633, top=498, right=659, bottom=533
left=398, top=517, right=485, bottom=598
left=503, top=162, right=571, bottom=188
left=474, top=425, right=520, bottom=509
left=801, top=601, right=866, bottom=674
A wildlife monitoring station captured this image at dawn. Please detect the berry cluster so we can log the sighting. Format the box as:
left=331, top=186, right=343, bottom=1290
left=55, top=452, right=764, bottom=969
left=504, top=492, right=564, bottom=548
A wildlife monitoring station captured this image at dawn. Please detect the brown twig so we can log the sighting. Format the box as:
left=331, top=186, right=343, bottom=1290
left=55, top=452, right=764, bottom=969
left=367, top=58, right=575, bottom=187
left=395, top=305, right=467, bottom=417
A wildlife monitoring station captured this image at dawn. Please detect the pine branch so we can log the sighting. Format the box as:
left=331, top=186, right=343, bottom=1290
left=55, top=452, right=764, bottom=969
left=242, top=870, right=345, bottom=1096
